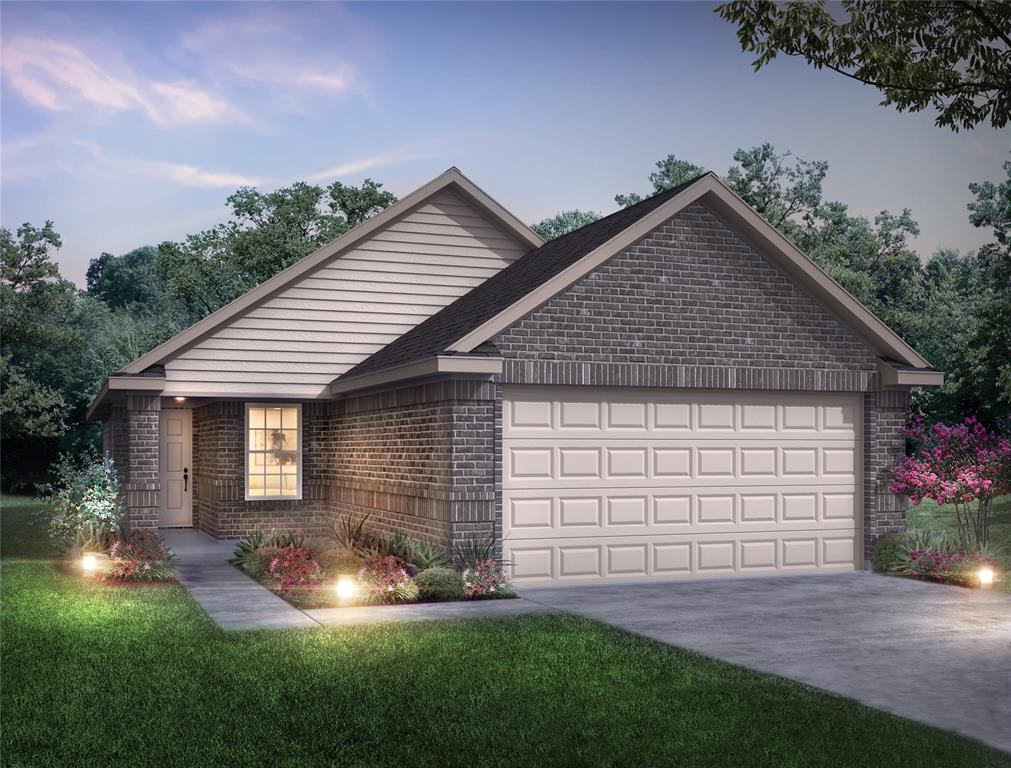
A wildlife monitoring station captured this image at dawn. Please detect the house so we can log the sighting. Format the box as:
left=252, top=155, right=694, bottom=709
left=87, top=168, right=942, bottom=585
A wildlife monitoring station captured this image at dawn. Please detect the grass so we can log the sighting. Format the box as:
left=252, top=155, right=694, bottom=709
left=906, top=494, right=1011, bottom=591
left=907, top=495, right=1011, bottom=547
left=2, top=496, right=1009, bottom=768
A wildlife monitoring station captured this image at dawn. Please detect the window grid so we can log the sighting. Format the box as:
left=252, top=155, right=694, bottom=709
left=246, top=404, right=301, bottom=500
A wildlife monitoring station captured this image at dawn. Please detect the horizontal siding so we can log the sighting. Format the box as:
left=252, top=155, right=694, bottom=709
left=164, top=189, right=527, bottom=398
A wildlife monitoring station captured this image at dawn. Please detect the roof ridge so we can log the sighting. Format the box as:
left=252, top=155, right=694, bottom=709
left=534, top=171, right=712, bottom=251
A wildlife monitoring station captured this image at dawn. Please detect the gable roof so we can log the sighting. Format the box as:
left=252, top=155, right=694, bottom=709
left=339, top=175, right=708, bottom=380
left=116, top=167, right=543, bottom=376
left=336, top=172, right=932, bottom=389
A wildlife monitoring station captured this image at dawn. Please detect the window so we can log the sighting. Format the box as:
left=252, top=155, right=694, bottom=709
left=246, top=404, right=301, bottom=500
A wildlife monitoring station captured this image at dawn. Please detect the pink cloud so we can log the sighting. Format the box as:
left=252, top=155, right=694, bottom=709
left=1, top=36, right=243, bottom=125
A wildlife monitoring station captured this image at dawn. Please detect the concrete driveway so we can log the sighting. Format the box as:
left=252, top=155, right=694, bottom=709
left=521, top=572, right=1011, bottom=754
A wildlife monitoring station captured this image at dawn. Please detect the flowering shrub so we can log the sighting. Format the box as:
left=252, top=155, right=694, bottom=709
left=891, top=416, right=1011, bottom=549
left=900, top=548, right=999, bottom=588
left=267, top=546, right=321, bottom=588
left=41, top=452, right=125, bottom=553
left=462, top=560, right=514, bottom=599
left=357, top=555, right=418, bottom=604
left=106, top=530, right=175, bottom=581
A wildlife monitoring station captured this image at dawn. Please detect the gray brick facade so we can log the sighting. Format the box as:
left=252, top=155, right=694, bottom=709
left=101, top=202, right=915, bottom=563
left=101, top=395, right=160, bottom=531
left=863, top=389, right=910, bottom=557
left=190, top=401, right=332, bottom=538
left=327, top=380, right=498, bottom=547
left=493, top=203, right=911, bottom=559
left=97, top=382, right=500, bottom=547
left=495, top=204, right=880, bottom=383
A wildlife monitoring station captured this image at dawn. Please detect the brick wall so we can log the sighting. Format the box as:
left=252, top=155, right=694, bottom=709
left=191, top=400, right=332, bottom=538
left=124, top=394, right=160, bottom=530
left=495, top=204, right=879, bottom=388
left=187, top=381, right=498, bottom=547
left=327, top=380, right=498, bottom=548
left=863, top=389, right=910, bottom=558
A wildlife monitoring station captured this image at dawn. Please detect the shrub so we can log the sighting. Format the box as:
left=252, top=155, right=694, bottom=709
left=40, top=452, right=124, bottom=553
left=267, top=546, right=321, bottom=589
left=317, top=546, right=362, bottom=577
left=415, top=567, right=465, bottom=602
left=106, top=530, right=175, bottom=581
left=357, top=530, right=448, bottom=570
left=233, top=529, right=326, bottom=567
left=242, top=546, right=284, bottom=581
left=402, top=538, right=449, bottom=570
left=872, top=533, right=908, bottom=573
left=891, top=416, right=1011, bottom=549
left=357, top=555, right=418, bottom=604
left=462, top=560, right=514, bottom=600
left=453, top=537, right=498, bottom=571
left=325, top=510, right=372, bottom=553
left=897, top=548, right=998, bottom=587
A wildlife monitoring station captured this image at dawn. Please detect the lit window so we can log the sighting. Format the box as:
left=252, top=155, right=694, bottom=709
left=246, top=404, right=301, bottom=500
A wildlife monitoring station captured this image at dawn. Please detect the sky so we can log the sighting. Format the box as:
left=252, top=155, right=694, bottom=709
left=2, top=1, right=1008, bottom=287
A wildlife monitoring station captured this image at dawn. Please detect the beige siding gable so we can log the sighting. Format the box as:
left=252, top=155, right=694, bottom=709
left=163, top=189, right=527, bottom=398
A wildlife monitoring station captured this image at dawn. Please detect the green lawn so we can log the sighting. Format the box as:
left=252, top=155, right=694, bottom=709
left=2, top=496, right=1009, bottom=768
left=907, top=495, right=1011, bottom=547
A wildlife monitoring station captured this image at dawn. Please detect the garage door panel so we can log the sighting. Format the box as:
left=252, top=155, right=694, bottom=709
left=505, top=443, right=856, bottom=486
left=505, top=487, right=858, bottom=538
left=504, top=386, right=860, bottom=585
left=505, top=393, right=858, bottom=438
left=504, top=530, right=858, bottom=583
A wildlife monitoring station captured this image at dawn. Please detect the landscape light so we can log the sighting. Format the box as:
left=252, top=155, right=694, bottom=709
left=336, top=575, right=356, bottom=601
left=81, top=553, right=98, bottom=575
left=977, top=567, right=995, bottom=588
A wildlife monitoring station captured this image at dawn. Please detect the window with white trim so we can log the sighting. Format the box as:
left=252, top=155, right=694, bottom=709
left=246, top=404, right=301, bottom=500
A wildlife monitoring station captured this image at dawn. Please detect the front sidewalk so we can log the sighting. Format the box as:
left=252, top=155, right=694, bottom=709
left=163, top=529, right=549, bottom=631
left=164, top=529, right=318, bottom=630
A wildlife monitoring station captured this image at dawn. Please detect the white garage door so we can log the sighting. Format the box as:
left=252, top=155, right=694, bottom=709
left=503, top=386, right=862, bottom=585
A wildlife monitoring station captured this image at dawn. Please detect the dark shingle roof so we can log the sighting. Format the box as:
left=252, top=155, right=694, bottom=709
left=340, top=174, right=708, bottom=380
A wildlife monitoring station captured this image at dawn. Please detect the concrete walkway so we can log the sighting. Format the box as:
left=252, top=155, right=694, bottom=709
left=521, top=572, right=1011, bottom=754
left=163, top=528, right=547, bottom=631
left=163, top=529, right=317, bottom=630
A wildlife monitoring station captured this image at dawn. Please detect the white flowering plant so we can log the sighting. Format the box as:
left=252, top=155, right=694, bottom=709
left=40, top=451, right=125, bottom=553
left=462, top=560, right=515, bottom=600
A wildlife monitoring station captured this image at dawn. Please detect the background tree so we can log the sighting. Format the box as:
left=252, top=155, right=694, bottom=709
left=952, top=154, right=1011, bottom=422
left=156, top=179, right=396, bottom=321
left=532, top=210, right=601, bottom=241
left=615, top=156, right=706, bottom=207
left=1, top=222, right=78, bottom=488
left=86, top=246, right=163, bottom=309
left=717, top=0, right=1011, bottom=131
left=725, top=144, right=826, bottom=231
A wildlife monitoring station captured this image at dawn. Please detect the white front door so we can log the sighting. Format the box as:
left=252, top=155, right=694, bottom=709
left=503, top=386, right=862, bottom=586
left=159, top=408, right=193, bottom=527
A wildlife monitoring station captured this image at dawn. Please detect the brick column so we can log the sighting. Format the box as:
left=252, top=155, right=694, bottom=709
left=448, top=380, right=499, bottom=548
left=125, top=394, right=161, bottom=530
left=863, top=389, right=909, bottom=560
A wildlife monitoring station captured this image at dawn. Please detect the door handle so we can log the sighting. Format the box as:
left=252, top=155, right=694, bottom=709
left=183, top=467, right=189, bottom=492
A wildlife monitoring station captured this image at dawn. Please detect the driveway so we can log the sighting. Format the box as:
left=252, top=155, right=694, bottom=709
left=521, top=572, right=1011, bottom=754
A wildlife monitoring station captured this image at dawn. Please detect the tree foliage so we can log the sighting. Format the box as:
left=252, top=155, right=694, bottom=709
left=615, top=156, right=707, bottom=207
left=532, top=210, right=602, bottom=241
left=717, top=0, right=1011, bottom=131
left=155, top=179, right=396, bottom=321
left=86, top=246, right=162, bottom=309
